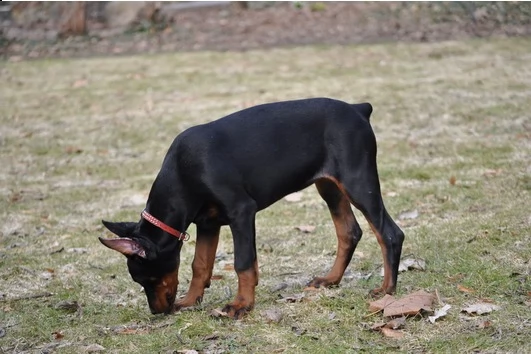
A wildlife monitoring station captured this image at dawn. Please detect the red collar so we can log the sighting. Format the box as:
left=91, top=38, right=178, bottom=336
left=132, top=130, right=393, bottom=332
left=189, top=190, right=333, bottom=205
left=141, top=210, right=189, bottom=241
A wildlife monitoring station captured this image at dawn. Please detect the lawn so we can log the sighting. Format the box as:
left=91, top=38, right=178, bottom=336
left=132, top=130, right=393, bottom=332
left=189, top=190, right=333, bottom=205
left=1, top=38, right=530, bottom=353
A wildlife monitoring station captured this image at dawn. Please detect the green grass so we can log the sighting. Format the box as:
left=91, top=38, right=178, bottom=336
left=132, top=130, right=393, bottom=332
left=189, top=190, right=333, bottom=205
left=1, top=38, right=530, bottom=353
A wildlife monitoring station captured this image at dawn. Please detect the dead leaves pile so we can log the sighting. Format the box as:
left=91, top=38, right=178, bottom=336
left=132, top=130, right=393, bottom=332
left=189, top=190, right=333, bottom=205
left=367, top=289, right=501, bottom=339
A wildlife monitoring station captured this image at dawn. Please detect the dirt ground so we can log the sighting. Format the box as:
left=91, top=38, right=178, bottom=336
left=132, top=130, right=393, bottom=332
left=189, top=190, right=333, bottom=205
left=2, top=2, right=531, bottom=60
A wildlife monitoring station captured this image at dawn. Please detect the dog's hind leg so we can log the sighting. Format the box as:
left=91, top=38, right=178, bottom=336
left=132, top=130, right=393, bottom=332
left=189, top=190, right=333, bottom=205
left=175, top=224, right=220, bottom=310
left=342, top=167, right=405, bottom=297
left=307, top=179, right=362, bottom=288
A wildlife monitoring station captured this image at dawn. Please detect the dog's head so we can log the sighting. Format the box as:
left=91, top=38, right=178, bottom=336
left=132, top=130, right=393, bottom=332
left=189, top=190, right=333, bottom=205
left=99, top=220, right=181, bottom=314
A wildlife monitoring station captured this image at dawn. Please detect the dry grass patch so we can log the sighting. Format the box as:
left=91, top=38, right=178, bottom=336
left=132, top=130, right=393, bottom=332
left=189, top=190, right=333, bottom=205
left=1, top=38, right=530, bottom=353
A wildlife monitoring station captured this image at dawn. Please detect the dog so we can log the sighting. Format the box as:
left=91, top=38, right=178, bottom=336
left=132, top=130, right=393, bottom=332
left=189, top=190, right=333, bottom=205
left=99, top=97, right=405, bottom=319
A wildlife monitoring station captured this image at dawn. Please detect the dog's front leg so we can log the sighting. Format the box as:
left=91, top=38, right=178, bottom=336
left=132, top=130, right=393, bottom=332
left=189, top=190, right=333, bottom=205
left=222, top=204, right=258, bottom=319
left=175, top=224, right=220, bottom=310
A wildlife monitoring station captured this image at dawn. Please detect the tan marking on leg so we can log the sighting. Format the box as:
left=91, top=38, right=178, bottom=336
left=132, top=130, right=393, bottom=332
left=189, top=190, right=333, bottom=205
left=223, top=260, right=258, bottom=319
left=368, top=222, right=395, bottom=297
left=308, top=194, right=358, bottom=287
left=175, top=228, right=220, bottom=310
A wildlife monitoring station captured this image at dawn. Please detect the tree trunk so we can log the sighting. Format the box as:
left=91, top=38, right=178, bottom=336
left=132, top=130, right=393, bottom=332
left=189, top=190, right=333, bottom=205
left=59, top=2, right=87, bottom=38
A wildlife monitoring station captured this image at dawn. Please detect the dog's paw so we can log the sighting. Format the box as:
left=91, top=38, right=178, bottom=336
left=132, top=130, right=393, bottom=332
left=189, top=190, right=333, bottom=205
left=174, top=295, right=203, bottom=311
left=369, top=286, right=396, bottom=298
left=306, top=276, right=337, bottom=289
left=221, top=303, right=253, bottom=320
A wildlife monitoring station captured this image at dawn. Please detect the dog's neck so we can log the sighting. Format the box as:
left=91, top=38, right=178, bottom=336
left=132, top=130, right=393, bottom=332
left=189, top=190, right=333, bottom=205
left=139, top=166, right=194, bottom=248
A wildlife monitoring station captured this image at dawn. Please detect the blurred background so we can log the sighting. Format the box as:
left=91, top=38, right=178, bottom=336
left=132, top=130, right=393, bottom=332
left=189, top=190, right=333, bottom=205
left=1, top=1, right=531, bottom=60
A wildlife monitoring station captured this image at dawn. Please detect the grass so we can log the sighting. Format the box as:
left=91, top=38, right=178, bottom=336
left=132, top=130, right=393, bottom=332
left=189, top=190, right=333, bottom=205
left=1, top=37, right=530, bottom=353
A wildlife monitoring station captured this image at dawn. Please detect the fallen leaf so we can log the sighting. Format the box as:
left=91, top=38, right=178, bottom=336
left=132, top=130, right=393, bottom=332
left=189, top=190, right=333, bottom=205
left=369, top=290, right=434, bottom=317
left=55, top=300, right=80, bottom=313
left=270, top=282, right=288, bottom=292
left=447, top=273, right=465, bottom=282
left=402, top=258, right=426, bottom=271
left=276, top=293, right=305, bottom=303
left=461, top=302, right=500, bottom=315
left=284, top=192, right=302, bottom=202
left=210, top=308, right=228, bottom=318
left=117, top=328, right=148, bottom=335
left=291, top=326, right=306, bottom=336
left=380, top=327, right=405, bottom=339
left=386, top=191, right=398, bottom=197
left=428, top=304, right=451, bottom=323
left=478, top=320, right=492, bottom=329
left=295, top=225, right=316, bottom=233
left=449, top=176, right=456, bottom=185
left=67, top=248, right=88, bottom=254
left=222, top=263, right=234, bottom=271
left=211, top=274, right=223, bottom=280
left=457, top=284, right=475, bottom=293
left=370, top=322, right=387, bottom=330
left=204, top=333, right=219, bottom=340
left=52, top=331, right=64, bottom=340
left=261, top=308, right=283, bottom=323
left=369, top=294, right=395, bottom=313
left=64, top=146, right=83, bottom=154
left=72, top=79, right=88, bottom=88
left=398, top=209, right=419, bottom=220
left=82, top=344, right=105, bottom=353
left=385, top=316, right=406, bottom=329
left=483, top=169, right=503, bottom=177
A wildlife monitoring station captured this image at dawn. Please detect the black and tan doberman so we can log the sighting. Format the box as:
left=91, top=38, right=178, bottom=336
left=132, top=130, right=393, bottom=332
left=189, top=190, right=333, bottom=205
left=99, top=98, right=405, bottom=319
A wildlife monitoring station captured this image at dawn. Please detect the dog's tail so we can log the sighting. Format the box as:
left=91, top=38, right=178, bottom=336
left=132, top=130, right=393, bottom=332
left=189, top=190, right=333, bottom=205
left=351, top=102, right=373, bottom=121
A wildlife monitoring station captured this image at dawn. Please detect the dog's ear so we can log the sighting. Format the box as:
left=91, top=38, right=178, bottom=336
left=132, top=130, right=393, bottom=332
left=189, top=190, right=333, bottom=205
left=352, top=102, right=373, bottom=121
left=98, top=237, right=147, bottom=258
left=101, top=220, right=137, bottom=238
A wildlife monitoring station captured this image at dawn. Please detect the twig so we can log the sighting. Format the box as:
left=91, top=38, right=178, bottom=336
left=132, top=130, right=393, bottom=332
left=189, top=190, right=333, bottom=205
left=0, top=292, right=53, bottom=302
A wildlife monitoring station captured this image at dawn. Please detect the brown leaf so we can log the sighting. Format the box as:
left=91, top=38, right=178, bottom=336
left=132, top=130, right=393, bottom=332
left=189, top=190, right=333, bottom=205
left=478, top=320, right=492, bottom=329
left=457, top=284, right=475, bottom=293
left=380, top=327, right=405, bottom=339
left=72, top=79, right=88, bottom=88
left=295, top=225, right=316, bottom=233
left=368, top=294, right=395, bottom=313
left=118, top=328, right=148, bottom=335
left=52, top=331, right=64, bottom=340
left=370, top=291, right=434, bottom=317
left=222, top=263, right=234, bottom=271
left=64, top=146, right=83, bottom=154
left=449, top=176, right=456, bottom=185
left=210, top=274, right=223, bottom=280
left=447, top=273, right=465, bottom=282
left=384, top=290, right=433, bottom=317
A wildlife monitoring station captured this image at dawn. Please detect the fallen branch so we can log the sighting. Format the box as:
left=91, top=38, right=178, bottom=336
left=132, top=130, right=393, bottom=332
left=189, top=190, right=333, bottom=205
left=0, top=292, right=53, bottom=302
